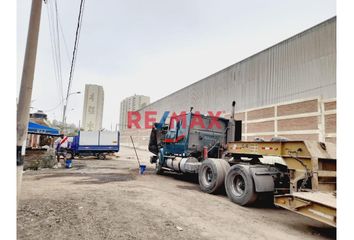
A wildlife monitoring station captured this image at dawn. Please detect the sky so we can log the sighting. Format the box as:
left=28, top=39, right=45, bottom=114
left=17, top=0, right=336, bottom=129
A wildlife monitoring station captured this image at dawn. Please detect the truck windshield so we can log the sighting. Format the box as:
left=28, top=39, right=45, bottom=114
left=169, top=118, right=178, bottom=132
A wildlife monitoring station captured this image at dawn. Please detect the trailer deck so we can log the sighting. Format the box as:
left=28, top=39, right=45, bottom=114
left=227, top=140, right=336, bottom=227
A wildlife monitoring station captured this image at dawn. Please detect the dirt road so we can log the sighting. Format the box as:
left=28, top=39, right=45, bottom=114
left=17, top=146, right=336, bottom=240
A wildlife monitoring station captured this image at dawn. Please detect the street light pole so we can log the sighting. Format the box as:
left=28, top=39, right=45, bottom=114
left=17, top=0, right=43, bottom=202
left=62, top=104, right=67, bottom=130
left=61, top=91, right=81, bottom=133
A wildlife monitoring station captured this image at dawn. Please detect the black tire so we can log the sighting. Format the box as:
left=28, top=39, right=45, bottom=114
left=98, top=153, right=106, bottom=160
left=198, top=158, right=229, bottom=194
left=225, top=164, right=257, bottom=206
left=65, top=151, right=73, bottom=160
left=219, top=159, right=231, bottom=175
left=155, top=152, right=164, bottom=175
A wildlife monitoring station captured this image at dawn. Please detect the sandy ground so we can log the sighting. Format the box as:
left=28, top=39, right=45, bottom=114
left=17, top=146, right=336, bottom=240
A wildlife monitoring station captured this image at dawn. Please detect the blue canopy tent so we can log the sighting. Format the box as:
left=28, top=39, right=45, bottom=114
left=28, top=121, right=61, bottom=136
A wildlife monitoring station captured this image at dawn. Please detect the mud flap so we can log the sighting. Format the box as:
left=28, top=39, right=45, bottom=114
left=249, top=167, right=275, bottom=192
left=150, top=155, right=157, bottom=164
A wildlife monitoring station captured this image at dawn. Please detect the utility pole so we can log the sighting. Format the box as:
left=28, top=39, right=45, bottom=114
left=17, top=0, right=43, bottom=202
left=62, top=102, right=67, bottom=133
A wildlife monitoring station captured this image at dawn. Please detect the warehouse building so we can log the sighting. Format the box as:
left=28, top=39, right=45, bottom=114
left=121, top=17, right=336, bottom=147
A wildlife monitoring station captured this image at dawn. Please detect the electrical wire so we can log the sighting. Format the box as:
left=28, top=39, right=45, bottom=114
left=46, top=1, right=60, bottom=99
left=64, top=0, right=86, bottom=121
left=54, top=0, right=64, bottom=104
left=58, top=14, right=71, bottom=63
left=42, top=98, right=67, bottom=112
left=45, top=0, right=64, bottom=117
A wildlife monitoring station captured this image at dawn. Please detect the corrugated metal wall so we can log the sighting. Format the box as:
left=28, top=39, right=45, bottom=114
left=139, top=17, right=336, bottom=120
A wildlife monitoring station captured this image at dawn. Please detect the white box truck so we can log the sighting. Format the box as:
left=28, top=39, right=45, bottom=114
left=65, top=131, right=120, bottom=159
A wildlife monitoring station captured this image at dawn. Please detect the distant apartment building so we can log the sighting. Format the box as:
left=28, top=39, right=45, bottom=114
left=119, top=95, right=150, bottom=130
left=82, top=84, right=104, bottom=131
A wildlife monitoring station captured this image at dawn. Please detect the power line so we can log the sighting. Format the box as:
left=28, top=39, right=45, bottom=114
left=57, top=13, right=71, bottom=63
left=42, top=98, right=67, bottom=112
left=46, top=2, right=60, bottom=101
left=45, top=0, right=64, bottom=116
left=66, top=0, right=85, bottom=96
left=54, top=0, right=64, bottom=104
left=63, top=0, right=86, bottom=124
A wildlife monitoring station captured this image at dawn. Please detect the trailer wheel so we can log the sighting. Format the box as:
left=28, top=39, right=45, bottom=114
left=98, top=153, right=106, bottom=160
left=198, top=159, right=228, bottom=194
left=225, top=164, right=257, bottom=206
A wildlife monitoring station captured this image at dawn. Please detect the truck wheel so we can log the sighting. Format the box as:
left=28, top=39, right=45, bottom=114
left=198, top=159, right=228, bottom=194
left=65, top=152, right=73, bottom=160
left=219, top=159, right=231, bottom=175
left=225, top=164, right=257, bottom=206
left=98, top=153, right=106, bottom=160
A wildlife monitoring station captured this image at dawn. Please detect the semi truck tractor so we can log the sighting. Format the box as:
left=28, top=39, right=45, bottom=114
left=148, top=102, right=336, bottom=227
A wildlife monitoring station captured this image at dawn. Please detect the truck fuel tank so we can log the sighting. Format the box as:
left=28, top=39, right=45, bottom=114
left=165, top=157, right=200, bottom=173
